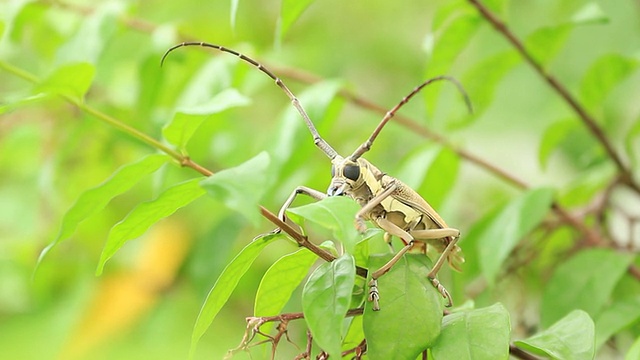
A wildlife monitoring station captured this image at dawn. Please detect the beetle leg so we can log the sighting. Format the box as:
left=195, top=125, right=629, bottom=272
left=368, top=217, right=415, bottom=311
left=409, top=228, right=460, bottom=307
left=273, top=186, right=326, bottom=234
left=354, top=181, right=398, bottom=233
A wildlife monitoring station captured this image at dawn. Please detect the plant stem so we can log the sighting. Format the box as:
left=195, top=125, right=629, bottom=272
left=466, top=0, right=634, bottom=189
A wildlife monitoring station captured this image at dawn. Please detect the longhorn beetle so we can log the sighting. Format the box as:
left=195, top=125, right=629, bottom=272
left=162, top=42, right=471, bottom=311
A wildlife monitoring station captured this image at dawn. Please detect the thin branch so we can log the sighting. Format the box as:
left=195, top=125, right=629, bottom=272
left=467, top=0, right=636, bottom=192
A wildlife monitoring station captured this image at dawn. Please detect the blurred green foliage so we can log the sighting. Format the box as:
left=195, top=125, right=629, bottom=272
left=1, top=0, right=639, bottom=358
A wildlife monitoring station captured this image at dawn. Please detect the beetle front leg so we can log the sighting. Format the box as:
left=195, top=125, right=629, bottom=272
left=273, top=186, right=326, bottom=233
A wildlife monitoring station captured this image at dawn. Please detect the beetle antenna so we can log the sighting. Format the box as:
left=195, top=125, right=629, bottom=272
left=161, top=42, right=339, bottom=159
left=349, top=76, right=472, bottom=160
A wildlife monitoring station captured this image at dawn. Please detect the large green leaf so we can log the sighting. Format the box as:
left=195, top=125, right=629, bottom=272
left=163, top=88, right=250, bottom=149
left=541, top=248, right=635, bottom=327
left=35, top=62, right=95, bottom=101
left=96, top=177, right=206, bottom=275
left=287, top=196, right=361, bottom=254
left=302, top=253, right=355, bottom=357
left=254, top=246, right=318, bottom=331
left=431, top=303, right=511, bottom=360
left=363, top=254, right=443, bottom=360
left=580, top=54, right=639, bottom=111
left=190, top=233, right=283, bottom=356
left=200, top=151, right=272, bottom=227
left=38, top=154, right=169, bottom=268
left=477, top=188, right=555, bottom=285
left=515, top=310, right=595, bottom=360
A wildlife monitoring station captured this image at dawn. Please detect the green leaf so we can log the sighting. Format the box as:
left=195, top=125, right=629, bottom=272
left=571, top=2, right=609, bottom=25
left=477, top=187, right=555, bottom=285
left=459, top=50, right=520, bottom=123
left=96, top=177, right=206, bottom=275
left=38, top=154, right=169, bottom=268
left=54, top=2, right=121, bottom=65
left=525, top=25, right=571, bottom=68
left=191, top=233, right=282, bottom=356
left=515, top=310, right=595, bottom=360
left=302, top=253, right=355, bottom=357
left=35, top=62, right=95, bottom=101
left=163, top=88, right=250, bottom=148
left=580, top=54, right=639, bottom=111
left=0, top=93, right=50, bottom=115
left=230, top=0, right=239, bottom=30
left=541, top=248, right=635, bottom=327
left=626, top=336, right=640, bottom=360
left=538, top=119, right=576, bottom=169
left=594, top=296, right=640, bottom=350
left=254, top=247, right=318, bottom=331
left=431, top=303, right=511, bottom=360
left=396, top=146, right=459, bottom=210
left=200, top=151, right=272, bottom=227
left=287, top=196, right=361, bottom=254
left=363, top=254, right=443, bottom=360
left=625, top=116, right=640, bottom=167
left=279, top=0, right=315, bottom=40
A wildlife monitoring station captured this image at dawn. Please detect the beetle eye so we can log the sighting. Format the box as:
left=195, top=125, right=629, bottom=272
left=343, top=165, right=360, bottom=181
left=331, top=165, right=336, bottom=177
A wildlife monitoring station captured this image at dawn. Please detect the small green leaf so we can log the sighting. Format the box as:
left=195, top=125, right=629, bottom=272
left=477, top=188, right=555, bottom=285
left=431, top=303, right=511, bottom=360
left=287, top=196, right=361, bottom=254
left=626, top=336, right=640, bottom=360
left=279, top=0, right=315, bottom=40
left=363, top=254, right=443, bottom=360
left=0, top=93, right=50, bottom=115
left=571, top=2, right=609, bottom=25
left=97, top=177, right=206, bottom=275
left=38, top=154, right=169, bottom=268
left=230, top=0, right=239, bottom=30
left=625, top=117, right=640, bottom=167
left=538, top=119, right=575, bottom=169
left=541, top=248, right=635, bottom=327
left=163, top=88, right=250, bottom=148
left=36, top=62, right=95, bottom=101
left=580, top=54, right=638, bottom=111
left=594, top=296, right=640, bottom=350
left=525, top=25, right=571, bottom=68
left=191, top=233, right=283, bottom=356
left=200, top=151, right=272, bottom=227
left=54, top=2, right=121, bottom=65
left=254, top=247, right=318, bottom=331
left=302, top=253, right=355, bottom=357
left=515, top=310, right=595, bottom=360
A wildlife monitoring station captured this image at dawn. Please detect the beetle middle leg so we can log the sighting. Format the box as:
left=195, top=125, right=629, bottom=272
left=273, top=186, right=326, bottom=233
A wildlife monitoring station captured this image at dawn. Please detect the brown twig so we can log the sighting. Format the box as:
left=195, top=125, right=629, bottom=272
left=510, top=344, right=541, bottom=360
left=466, top=0, right=637, bottom=194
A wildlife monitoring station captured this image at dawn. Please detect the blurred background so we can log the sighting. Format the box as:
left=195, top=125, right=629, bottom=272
left=1, top=0, right=639, bottom=358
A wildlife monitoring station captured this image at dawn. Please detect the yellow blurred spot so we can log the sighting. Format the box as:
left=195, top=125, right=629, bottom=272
left=59, top=219, right=192, bottom=359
